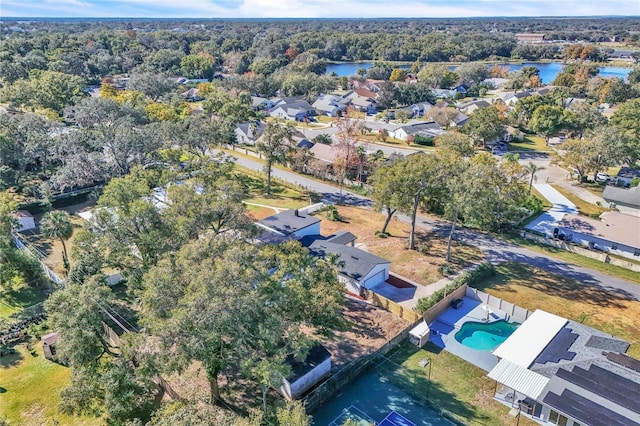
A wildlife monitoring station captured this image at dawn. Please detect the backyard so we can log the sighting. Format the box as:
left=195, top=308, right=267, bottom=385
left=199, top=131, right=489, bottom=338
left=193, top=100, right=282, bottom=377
left=472, top=261, right=640, bottom=357
left=384, top=341, right=537, bottom=426
left=507, top=136, right=551, bottom=153
left=318, top=206, right=484, bottom=285
left=0, top=342, right=102, bottom=426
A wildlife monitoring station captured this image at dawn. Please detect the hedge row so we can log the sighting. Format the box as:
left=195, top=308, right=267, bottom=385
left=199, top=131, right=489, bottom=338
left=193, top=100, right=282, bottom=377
left=415, top=262, right=496, bottom=314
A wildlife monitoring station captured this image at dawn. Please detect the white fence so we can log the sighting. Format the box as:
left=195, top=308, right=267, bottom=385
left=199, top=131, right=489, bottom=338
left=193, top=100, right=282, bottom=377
left=12, top=233, right=64, bottom=286
left=466, top=287, right=533, bottom=323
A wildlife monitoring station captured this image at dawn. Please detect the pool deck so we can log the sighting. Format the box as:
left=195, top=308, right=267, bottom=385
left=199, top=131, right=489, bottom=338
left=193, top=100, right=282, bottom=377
left=428, top=297, right=513, bottom=372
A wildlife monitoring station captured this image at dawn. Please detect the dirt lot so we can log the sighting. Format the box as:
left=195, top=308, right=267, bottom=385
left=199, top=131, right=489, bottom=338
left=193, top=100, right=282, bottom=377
left=318, top=206, right=484, bottom=285
left=320, top=298, right=410, bottom=368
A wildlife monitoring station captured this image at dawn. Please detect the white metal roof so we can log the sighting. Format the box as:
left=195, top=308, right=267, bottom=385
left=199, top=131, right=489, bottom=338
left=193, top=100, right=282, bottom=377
left=492, top=310, right=567, bottom=368
left=410, top=321, right=430, bottom=339
left=488, top=359, right=550, bottom=400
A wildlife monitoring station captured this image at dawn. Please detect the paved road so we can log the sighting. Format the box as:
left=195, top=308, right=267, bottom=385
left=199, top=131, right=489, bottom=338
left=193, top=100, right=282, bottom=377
left=230, top=152, right=640, bottom=302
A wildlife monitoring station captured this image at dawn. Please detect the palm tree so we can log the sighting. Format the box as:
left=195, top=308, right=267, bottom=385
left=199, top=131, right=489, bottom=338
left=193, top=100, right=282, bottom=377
left=526, top=162, right=544, bottom=195
left=40, top=210, right=73, bottom=273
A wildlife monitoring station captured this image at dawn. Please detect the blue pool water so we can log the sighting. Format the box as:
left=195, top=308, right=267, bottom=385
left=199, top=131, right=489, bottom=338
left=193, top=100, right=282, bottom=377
left=454, top=320, right=519, bottom=351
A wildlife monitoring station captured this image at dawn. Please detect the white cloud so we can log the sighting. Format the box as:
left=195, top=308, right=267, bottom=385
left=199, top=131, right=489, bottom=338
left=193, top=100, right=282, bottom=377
left=1, top=0, right=638, bottom=18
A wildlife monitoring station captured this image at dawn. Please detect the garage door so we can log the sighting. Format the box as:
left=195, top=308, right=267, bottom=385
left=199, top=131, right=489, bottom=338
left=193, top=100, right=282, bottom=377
left=363, top=270, right=385, bottom=289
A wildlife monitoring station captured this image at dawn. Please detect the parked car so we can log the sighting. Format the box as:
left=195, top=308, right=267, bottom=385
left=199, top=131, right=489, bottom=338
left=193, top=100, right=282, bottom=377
left=595, top=173, right=614, bottom=183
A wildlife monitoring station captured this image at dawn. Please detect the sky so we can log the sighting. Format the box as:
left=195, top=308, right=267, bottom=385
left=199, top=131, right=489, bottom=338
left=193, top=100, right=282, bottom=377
left=1, top=0, right=639, bottom=19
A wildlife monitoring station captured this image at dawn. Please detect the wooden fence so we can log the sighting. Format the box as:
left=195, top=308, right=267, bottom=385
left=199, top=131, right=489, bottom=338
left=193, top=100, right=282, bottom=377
left=421, top=284, right=468, bottom=325
left=361, top=288, right=421, bottom=323
left=303, top=319, right=420, bottom=413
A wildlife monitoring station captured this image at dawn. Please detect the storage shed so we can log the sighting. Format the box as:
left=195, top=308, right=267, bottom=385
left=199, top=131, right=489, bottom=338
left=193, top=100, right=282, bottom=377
left=280, top=344, right=331, bottom=400
left=42, top=332, right=59, bottom=361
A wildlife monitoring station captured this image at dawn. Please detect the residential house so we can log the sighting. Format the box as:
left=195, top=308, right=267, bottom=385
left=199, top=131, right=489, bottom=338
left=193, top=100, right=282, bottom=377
left=235, top=121, right=265, bottom=145
left=251, top=96, right=274, bottom=111
left=450, top=111, right=470, bottom=127
left=312, top=94, right=347, bottom=117
left=602, top=185, right=640, bottom=210
left=502, top=92, right=531, bottom=106
left=615, top=167, right=640, bottom=187
left=458, top=99, right=491, bottom=115
left=269, top=100, right=315, bottom=121
left=390, top=122, right=444, bottom=141
left=296, top=138, right=314, bottom=149
left=303, top=236, right=391, bottom=296
left=488, top=309, right=640, bottom=426
left=180, top=87, right=202, bottom=102
left=558, top=211, right=640, bottom=259
left=309, top=142, right=339, bottom=167
left=256, top=209, right=321, bottom=240
left=14, top=210, right=36, bottom=232
left=279, top=344, right=331, bottom=400
left=432, top=88, right=457, bottom=99
left=175, top=77, right=209, bottom=85
left=401, top=102, right=434, bottom=118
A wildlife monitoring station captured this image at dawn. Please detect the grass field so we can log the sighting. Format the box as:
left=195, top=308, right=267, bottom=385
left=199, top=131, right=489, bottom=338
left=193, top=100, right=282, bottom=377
left=0, top=343, right=103, bottom=426
left=385, top=342, right=537, bottom=426
left=318, top=206, right=484, bottom=285
left=506, top=234, right=640, bottom=284
left=473, top=262, right=640, bottom=358
left=508, top=136, right=550, bottom=153
left=0, top=284, right=49, bottom=320
left=551, top=184, right=607, bottom=216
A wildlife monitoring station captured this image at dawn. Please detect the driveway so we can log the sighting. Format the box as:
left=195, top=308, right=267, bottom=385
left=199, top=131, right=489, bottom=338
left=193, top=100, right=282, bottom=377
left=224, top=153, right=640, bottom=303
left=525, top=183, right=577, bottom=235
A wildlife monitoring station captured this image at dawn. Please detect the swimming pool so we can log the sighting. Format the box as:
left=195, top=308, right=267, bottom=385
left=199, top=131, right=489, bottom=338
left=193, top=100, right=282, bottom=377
left=454, top=320, right=519, bottom=351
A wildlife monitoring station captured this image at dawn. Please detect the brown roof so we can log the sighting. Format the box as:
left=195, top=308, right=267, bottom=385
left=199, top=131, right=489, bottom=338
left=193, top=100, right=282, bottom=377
left=354, top=88, right=377, bottom=99
left=559, top=212, right=640, bottom=249
left=42, top=332, right=59, bottom=346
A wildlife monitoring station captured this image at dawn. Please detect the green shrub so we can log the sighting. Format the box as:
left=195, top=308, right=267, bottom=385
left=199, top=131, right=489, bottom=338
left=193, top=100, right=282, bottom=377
left=375, top=230, right=389, bottom=238
left=324, top=205, right=342, bottom=221
left=415, top=262, right=495, bottom=314
left=438, top=262, right=455, bottom=276
left=413, top=135, right=434, bottom=146
left=417, top=241, right=432, bottom=254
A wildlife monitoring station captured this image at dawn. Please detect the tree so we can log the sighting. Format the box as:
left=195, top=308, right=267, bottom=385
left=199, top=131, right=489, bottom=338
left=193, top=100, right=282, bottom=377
left=256, top=121, right=295, bottom=195
left=333, top=117, right=362, bottom=204
left=40, top=210, right=74, bottom=274
left=530, top=105, right=566, bottom=144
left=611, top=98, right=640, bottom=165
left=435, top=132, right=475, bottom=157
left=417, top=64, right=458, bottom=88
left=526, top=162, right=543, bottom=195
left=370, top=159, right=406, bottom=235
left=429, top=106, right=459, bottom=128
left=180, top=53, right=216, bottom=79
left=551, top=138, right=594, bottom=182
left=389, top=68, right=407, bottom=82
left=127, top=72, right=175, bottom=101
left=464, top=106, right=505, bottom=147
left=141, top=238, right=344, bottom=406
left=455, top=63, right=489, bottom=86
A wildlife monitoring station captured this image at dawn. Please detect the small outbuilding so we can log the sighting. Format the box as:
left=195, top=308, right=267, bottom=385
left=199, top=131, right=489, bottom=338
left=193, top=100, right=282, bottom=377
left=280, top=344, right=331, bottom=400
left=409, top=321, right=431, bottom=348
left=42, top=332, right=59, bottom=361
left=15, top=210, right=36, bottom=232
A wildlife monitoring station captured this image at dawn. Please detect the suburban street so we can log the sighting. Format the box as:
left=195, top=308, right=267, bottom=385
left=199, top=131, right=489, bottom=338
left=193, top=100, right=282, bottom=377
left=230, top=152, right=640, bottom=302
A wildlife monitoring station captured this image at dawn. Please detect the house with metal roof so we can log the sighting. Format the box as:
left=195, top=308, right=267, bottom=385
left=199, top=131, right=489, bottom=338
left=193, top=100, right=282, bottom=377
left=488, top=309, right=640, bottom=426
left=390, top=122, right=444, bottom=141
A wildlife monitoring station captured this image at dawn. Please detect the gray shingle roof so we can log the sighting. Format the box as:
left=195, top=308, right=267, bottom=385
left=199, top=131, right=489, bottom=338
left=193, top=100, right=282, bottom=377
left=602, top=186, right=640, bottom=208
left=256, top=209, right=320, bottom=237
left=307, top=240, right=389, bottom=282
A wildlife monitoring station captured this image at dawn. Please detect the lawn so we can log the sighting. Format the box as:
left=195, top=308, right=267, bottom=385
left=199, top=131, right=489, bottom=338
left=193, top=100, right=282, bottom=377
left=384, top=342, right=537, bottom=426
left=508, top=136, right=551, bottom=153
left=473, top=262, right=640, bottom=358
left=551, top=184, right=607, bottom=216
left=317, top=206, right=484, bottom=285
left=0, top=283, right=50, bottom=320
left=237, top=168, right=313, bottom=213
left=0, top=343, right=103, bottom=425
left=506, top=234, right=640, bottom=284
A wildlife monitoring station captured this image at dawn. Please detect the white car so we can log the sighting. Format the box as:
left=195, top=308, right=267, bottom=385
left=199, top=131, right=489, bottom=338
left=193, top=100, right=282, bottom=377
left=595, top=173, right=613, bottom=183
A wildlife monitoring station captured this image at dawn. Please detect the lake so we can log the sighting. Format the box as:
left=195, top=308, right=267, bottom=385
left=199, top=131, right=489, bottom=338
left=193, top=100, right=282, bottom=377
left=325, top=61, right=632, bottom=83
